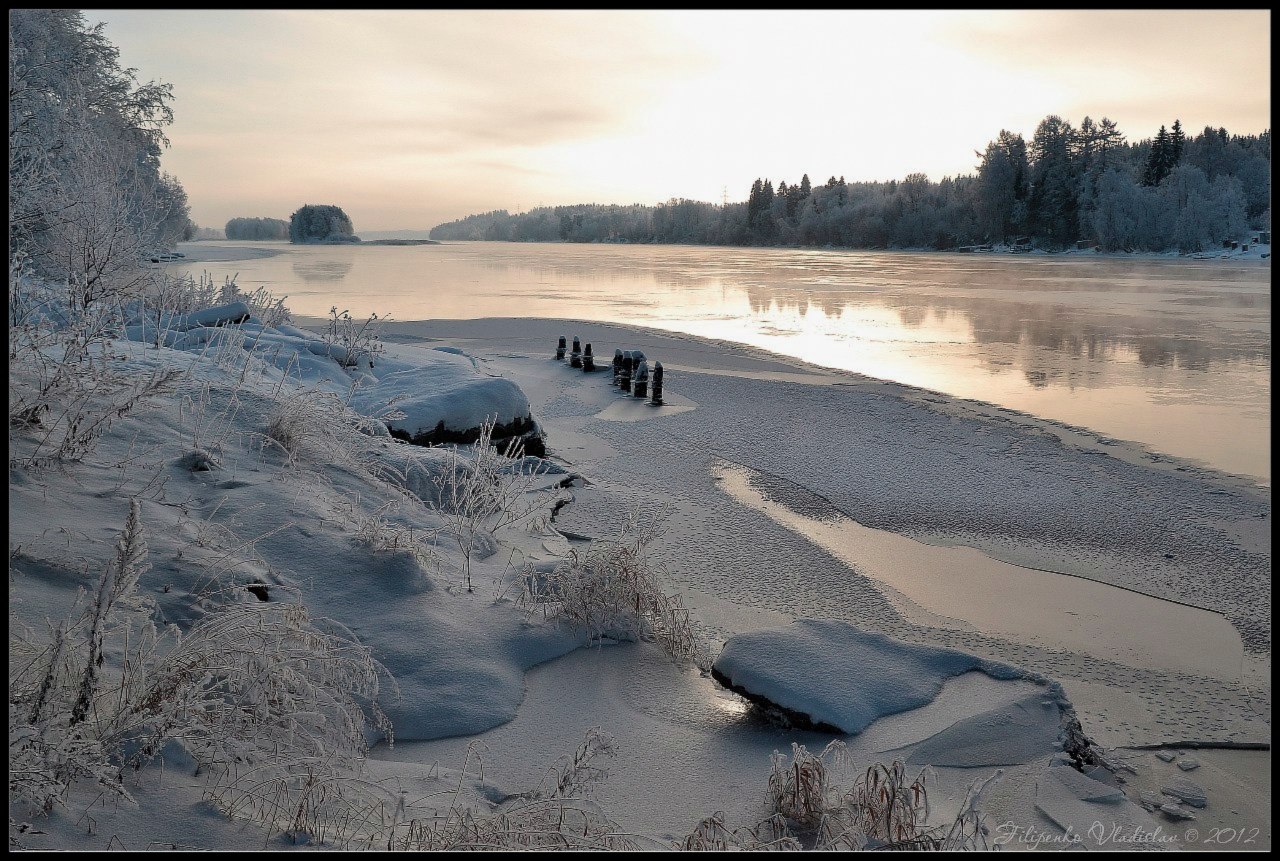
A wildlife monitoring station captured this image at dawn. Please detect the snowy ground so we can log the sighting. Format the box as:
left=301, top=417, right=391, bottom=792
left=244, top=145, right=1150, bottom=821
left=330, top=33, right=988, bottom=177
left=10, top=306, right=1269, bottom=850
left=375, top=315, right=1270, bottom=845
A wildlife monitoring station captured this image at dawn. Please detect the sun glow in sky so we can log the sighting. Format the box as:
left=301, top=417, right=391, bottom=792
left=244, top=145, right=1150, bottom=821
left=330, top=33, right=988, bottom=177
left=85, top=9, right=1270, bottom=232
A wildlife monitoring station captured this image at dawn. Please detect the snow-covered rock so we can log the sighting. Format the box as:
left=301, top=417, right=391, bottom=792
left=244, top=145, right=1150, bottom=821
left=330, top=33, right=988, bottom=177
left=710, top=619, right=1025, bottom=734
left=120, top=313, right=541, bottom=450
left=173, top=300, right=251, bottom=329
left=354, top=362, right=530, bottom=441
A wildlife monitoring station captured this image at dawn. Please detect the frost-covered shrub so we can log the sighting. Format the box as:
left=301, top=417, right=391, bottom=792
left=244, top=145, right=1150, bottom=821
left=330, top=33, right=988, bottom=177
left=9, top=259, right=181, bottom=468
left=520, top=509, right=709, bottom=668
left=676, top=748, right=997, bottom=851
left=769, top=741, right=846, bottom=832
left=322, top=306, right=384, bottom=369
left=129, top=272, right=291, bottom=344
left=429, top=416, right=554, bottom=592
left=8, top=499, right=395, bottom=841
left=763, top=745, right=996, bottom=850
left=348, top=498, right=441, bottom=576
left=385, top=729, right=633, bottom=851
left=264, top=386, right=404, bottom=480
left=680, top=812, right=799, bottom=851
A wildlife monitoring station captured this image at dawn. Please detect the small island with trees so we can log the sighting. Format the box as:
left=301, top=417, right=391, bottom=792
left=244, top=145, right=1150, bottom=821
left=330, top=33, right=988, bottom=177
left=218, top=205, right=438, bottom=245
left=288, top=204, right=360, bottom=244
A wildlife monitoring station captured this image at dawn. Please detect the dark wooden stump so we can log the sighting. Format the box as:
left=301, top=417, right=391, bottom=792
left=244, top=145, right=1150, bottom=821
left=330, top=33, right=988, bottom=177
left=650, top=361, right=664, bottom=405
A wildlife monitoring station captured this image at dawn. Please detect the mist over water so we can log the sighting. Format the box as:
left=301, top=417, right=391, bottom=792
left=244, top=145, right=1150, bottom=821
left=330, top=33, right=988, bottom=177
left=177, top=240, right=1271, bottom=483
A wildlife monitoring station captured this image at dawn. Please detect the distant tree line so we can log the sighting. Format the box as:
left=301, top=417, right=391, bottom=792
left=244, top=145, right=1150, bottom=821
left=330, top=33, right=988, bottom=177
left=431, top=116, right=1269, bottom=253
left=288, top=204, right=359, bottom=244
left=225, top=216, right=288, bottom=240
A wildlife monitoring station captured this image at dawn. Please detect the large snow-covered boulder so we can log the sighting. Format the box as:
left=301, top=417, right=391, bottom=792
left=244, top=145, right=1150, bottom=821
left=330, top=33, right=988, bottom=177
left=120, top=312, right=544, bottom=453
left=350, top=361, right=531, bottom=444
left=711, top=620, right=1025, bottom=734
left=173, top=301, right=251, bottom=330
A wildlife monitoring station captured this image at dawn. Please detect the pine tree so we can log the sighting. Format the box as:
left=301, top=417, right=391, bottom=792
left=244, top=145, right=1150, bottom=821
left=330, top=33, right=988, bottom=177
left=799, top=173, right=812, bottom=198
left=1028, top=115, right=1079, bottom=246
left=747, top=178, right=763, bottom=223
left=755, top=180, right=775, bottom=239
left=1143, top=125, right=1172, bottom=186
left=1170, top=119, right=1185, bottom=164
left=1097, top=117, right=1124, bottom=165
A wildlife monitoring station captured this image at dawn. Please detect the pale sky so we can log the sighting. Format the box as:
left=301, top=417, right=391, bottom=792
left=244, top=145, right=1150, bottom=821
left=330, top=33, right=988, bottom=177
left=84, top=10, right=1270, bottom=232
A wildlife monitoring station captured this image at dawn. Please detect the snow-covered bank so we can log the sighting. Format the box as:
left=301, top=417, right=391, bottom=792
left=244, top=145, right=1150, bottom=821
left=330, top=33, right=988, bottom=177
left=10, top=299, right=1269, bottom=849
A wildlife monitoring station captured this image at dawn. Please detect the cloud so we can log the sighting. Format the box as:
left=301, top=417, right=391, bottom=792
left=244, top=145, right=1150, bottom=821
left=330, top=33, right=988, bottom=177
left=87, top=10, right=708, bottom=228
left=937, top=11, right=1270, bottom=135
left=84, top=10, right=1271, bottom=231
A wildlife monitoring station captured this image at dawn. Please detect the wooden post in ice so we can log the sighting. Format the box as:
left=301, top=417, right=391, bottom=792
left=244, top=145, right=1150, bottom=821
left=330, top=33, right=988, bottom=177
left=633, top=359, right=649, bottom=398
left=649, top=361, right=664, bottom=405
left=570, top=336, right=582, bottom=368
left=620, top=351, right=634, bottom=392
left=612, top=349, right=624, bottom=383
left=582, top=343, right=595, bottom=371
left=555, top=336, right=566, bottom=360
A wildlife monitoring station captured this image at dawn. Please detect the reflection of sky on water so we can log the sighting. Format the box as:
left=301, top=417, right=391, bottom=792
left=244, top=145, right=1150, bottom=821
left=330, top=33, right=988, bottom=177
left=176, top=241, right=1271, bottom=483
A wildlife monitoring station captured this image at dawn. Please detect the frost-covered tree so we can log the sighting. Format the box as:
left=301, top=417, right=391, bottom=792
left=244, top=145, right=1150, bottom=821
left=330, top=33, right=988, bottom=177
left=9, top=9, right=191, bottom=304
left=1028, top=116, right=1079, bottom=247
left=1143, top=125, right=1174, bottom=187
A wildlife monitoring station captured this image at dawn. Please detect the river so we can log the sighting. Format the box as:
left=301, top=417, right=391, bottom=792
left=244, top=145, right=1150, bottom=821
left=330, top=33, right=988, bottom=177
left=175, top=240, right=1271, bottom=483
